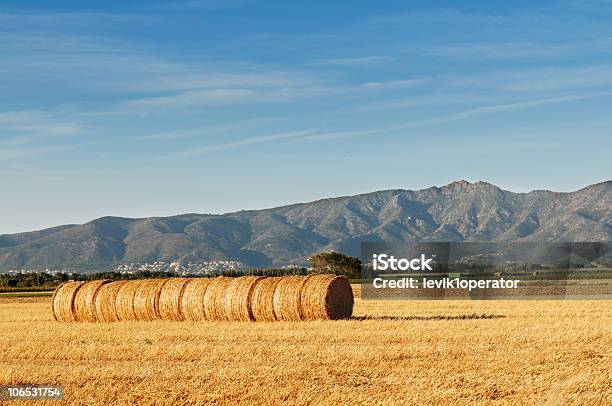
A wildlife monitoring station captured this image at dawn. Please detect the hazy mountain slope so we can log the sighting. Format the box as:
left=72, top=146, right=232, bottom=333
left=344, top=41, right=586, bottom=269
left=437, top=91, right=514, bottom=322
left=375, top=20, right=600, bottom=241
left=0, top=180, right=610, bottom=270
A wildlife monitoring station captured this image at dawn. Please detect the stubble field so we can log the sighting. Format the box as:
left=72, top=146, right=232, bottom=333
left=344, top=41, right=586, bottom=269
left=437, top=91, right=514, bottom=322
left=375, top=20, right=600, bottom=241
left=0, top=291, right=610, bottom=405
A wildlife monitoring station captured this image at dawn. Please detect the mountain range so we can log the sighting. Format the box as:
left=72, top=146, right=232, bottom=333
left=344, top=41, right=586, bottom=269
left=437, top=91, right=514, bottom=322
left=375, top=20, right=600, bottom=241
left=1, top=180, right=610, bottom=271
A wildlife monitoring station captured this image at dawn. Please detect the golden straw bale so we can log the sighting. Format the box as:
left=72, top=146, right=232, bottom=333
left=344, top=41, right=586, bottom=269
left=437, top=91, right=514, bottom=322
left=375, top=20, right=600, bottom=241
left=73, top=280, right=111, bottom=322
left=51, top=287, right=59, bottom=321
left=250, top=277, right=282, bottom=322
left=300, top=274, right=354, bottom=320
left=203, top=277, right=233, bottom=321
left=94, top=281, right=128, bottom=322
left=223, top=276, right=262, bottom=321
left=158, top=278, right=191, bottom=321
left=323, top=276, right=354, bottom=320
left=51, top=282, right=63, bottom=321
left=53, top=275, right=353, bottom=323
left=115, top=279, right=146, bottom=321
left=180, top=278, right=212, bottom=321
left=133, top=279, right=167, bottom=321
left=52, top=281, right=86, bottom=322
left=273, top=275, right=312, bottom=321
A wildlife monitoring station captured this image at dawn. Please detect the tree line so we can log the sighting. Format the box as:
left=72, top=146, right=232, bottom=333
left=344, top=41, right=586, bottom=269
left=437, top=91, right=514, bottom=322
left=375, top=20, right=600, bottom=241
left=0, top=252, right=362, bottom=291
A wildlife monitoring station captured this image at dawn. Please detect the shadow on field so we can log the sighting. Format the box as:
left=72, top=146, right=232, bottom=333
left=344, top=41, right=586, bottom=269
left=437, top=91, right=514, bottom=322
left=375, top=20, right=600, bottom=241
left=353, top=313, right=506, bottom=321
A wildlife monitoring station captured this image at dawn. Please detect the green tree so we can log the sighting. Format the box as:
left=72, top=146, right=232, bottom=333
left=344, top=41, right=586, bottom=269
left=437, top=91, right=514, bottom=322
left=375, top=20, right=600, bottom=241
left=308, top=251, right=361, bottom=279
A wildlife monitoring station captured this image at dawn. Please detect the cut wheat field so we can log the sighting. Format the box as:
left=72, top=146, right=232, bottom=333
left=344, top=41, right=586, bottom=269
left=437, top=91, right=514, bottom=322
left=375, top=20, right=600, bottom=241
left=0, top=290, right=610, bottom=405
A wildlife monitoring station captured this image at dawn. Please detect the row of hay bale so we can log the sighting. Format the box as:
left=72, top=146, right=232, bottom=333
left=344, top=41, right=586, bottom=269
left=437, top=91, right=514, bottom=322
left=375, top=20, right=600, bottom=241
left=51, top=274, right=353, bottom=322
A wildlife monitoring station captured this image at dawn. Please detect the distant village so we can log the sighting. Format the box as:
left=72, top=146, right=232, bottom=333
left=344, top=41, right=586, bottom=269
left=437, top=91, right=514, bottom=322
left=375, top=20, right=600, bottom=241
left=114, top=260, right=249, bottom=275
left=2, top=260, right=249, bottom=276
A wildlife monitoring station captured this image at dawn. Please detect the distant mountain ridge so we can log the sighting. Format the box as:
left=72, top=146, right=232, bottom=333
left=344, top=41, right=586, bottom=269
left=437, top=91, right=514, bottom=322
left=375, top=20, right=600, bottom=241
left=1, top=180, right=610, bottom=271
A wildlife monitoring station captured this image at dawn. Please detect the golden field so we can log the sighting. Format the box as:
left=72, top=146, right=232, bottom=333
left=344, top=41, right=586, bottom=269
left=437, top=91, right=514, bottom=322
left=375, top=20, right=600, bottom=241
left=0, top=292, right=610, bottom=405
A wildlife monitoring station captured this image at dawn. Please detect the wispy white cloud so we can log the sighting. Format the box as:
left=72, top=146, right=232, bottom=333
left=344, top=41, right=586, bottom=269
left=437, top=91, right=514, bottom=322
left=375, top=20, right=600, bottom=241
left=447, top=65, right=612, bottom=92
left=0, top=11, right=155, bottom=32
left=496, top=66, right=612, bottom=92
left=368, top=10, right=515, bottom=25
left=6, top=10, right=612, bottom=116
left=428, top=37, right=612, bottom=59
left=293, top=93, right=612, bottom=144
left=112, top=60, right=612, bottom=110
left=304, top=56, right=395, bottom=67
left=348, top=65, right=612, bottom=112
left=290, top=130, right=377, bottom=143
left=353, top=93, right=497, bottom=112
left=565, top=0, right=612, bottom=15
left=0, top=49, right=314, bottom=95
left=0, top=111, right=81, bottom=146
left=2, top=7, right=611, bottom=164
left=384, top=93, right=612, bottom=131
left=291, top=94, right=610, bottom=143
left=121, top=74, right=434, bottom=109
left=122, top=75, right=433, bottom=109
left=151, top=92, right=612, bottom=157
left=150, top=0, right=254, bottom=11
left=123, top=78, right=432, bottom=108
left=155, top=130, right=318, bottom=158
left=0, top=26, right=322, bottom=99
left=124, top=86, right=334, bottom=108
left=0, top=143, right=83, bottom=160
left=360, top=78, right=427, bottom=90
left=125, top=118, right=282, bottom=141
left=127, top=88, right=259, bottom=107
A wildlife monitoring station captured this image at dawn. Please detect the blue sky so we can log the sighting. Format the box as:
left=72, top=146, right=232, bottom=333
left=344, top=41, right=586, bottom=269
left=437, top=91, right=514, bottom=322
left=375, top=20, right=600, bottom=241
left=1, top=0, right=611, bottom=233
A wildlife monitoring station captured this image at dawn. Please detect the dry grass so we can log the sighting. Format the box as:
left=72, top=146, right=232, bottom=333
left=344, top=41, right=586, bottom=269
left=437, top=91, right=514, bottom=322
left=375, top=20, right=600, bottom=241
left=1, top=293, right=611, bottom=405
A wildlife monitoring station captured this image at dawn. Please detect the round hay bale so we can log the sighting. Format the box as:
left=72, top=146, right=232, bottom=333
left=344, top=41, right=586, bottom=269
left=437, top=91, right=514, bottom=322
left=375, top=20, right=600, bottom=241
left=52, top=281, right=86, bottom=322
left=115, top=280, right=146, bottom=321
left=203, top=277, right=233, bottom=321
left=73, top=280, right=111, bottom=322
left=133, top=279, right=167, bottom=321
left=179, top=278, right=212, bottom=321
left=158, top=278, right=191, bottom=321
left=300, top=274, right=354, bottom=320
left=250, top=277, right=282, bottom=322
left=51, top=286, right=59, bottom=321
left=94, top=281, right=128, bottom=322
left=273, top=275, right=312, bottom=321
left=223, top=276, right=262, bottom=321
